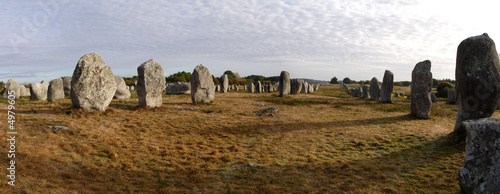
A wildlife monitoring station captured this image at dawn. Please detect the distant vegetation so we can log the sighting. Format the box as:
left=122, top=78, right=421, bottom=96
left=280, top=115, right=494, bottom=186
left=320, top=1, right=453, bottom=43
left=337, top=76, right=455, bottom=89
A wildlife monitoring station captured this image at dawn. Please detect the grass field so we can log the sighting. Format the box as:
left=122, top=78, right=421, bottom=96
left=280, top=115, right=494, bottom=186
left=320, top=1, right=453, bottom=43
left=0, top=84, right=478, bottom=193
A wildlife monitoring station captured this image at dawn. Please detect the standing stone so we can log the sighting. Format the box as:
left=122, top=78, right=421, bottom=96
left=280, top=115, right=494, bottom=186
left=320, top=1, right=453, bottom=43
left=2, top=79, right=21, bottom=99
left=362, top=85, right=370, bottom=98
left=301, top=82, right=309, bottom=94
left=130, top=86, right=134, bottom=91
left=137, top=59, right=165, bottom=108
left=431, top=92, right=436, bottom=102
left=380, top=70, right=394, bottom=103
left=244, top=85, right=247, bottom=91
left=370, top=77, right=380, bottom=101
left=215, top=85, right=220, bottom=92
left=256, top=81, right=263, bottom=93
left=345, top=85, right=350, bottom=94
left=248, top=82, right=255, bottom=93
left=394, top=92, right=399, bottom=97
left=291, top=79, right=303, bottom=94
left=220, top=74, right=229, bottom=93
left=410, top=60, right=433, bottom=118
left=279, top=71, right=291, bottom=97
left=356, top=87, right=362, bottom=97
left=47, top=78, right=65, bottom=102
left=454, top=33, right=500, bottom=134
left=30, top=82, right=48, bottom=100
left=19, top=85, right=26, bottom=97
left=61, top=76, right=72, bottom=95
left=114, top=75, right=131, bottom=99
left=166, top=82, right=191, bottom=94
left=447, top=89, right=457, bottom=104
left=458, top=118, right=500, bottom=193
left=24, top=87, right=30, bottom=97
left=71, top=53, right=116, bottom=111
left=309, top=84, right=315, bottom=93
left=191, top=65, right=215, bottom=103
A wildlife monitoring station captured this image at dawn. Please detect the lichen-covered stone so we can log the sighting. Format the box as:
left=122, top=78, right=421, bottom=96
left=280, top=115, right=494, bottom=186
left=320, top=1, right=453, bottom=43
left=166, top=82, right=191, bottom=94
left=279, top=71, right=290, bottom=97
left=137, top=59, right=165, bottom=108
left=220, top=74, right=229, bottom=93
left=380, top=70, right=394, bottom=103
left=411, top=60, right=433, bottom=118
left=191, top=65, right=215, bottom=103
left=2, top=79, right=21, bottom=99
left=48, top=78, right=65, bottom=102
left=370, top=77, right=380, bottom=101
left=62, top=76, right=72, bottom=95
left=114, top=75, right=131, bottom=99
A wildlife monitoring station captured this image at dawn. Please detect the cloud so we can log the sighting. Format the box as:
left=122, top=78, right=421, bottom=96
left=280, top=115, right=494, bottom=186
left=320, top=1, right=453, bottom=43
left=0, top=0, right=495, bottom=83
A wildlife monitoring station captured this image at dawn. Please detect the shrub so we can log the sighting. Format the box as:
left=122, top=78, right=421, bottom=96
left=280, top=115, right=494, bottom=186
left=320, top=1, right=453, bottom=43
left=436, top=82, right=454, bottom=98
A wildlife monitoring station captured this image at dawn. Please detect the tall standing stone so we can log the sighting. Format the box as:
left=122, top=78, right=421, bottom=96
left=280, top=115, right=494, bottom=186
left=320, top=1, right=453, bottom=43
left=380, top=70, right=394, bottom=103
left=301, top=82, right=309, bottom=94
left=2, top=79, right=21, bottom=99
left=410, top=60, right=433, bottom=118
left=370, top=77, right=380, bottom=101
left=220, top=74, right=229, bottom=93
left=191, top=65, right=215, bottom=103
left=458, top=118, right=500, bottom=193
left=279, top=71, right=291, bottom=97
left=71, top=53, right=116, bottom=111
left=114, top=75, right=131, bottom=99
left=291, top=79, right=303, bottom=94
left=362, top=85, right=370, bottom=98
left=454, top=33, right=500, bottom=133
left=61, top=76, right=72, bottom=96
left=256, top=81, right=263, bottom=93
left=447, top=89, right=457, bottom=104
left=248, top=82, right=255, bottom=93
left=47, top=78, right=65, bottom=102
left=137, top=59, right=165, bottom=108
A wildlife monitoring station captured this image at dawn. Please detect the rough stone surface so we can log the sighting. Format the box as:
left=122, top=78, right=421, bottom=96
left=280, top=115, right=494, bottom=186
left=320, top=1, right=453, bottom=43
left=62, top=76, right=72, bottom=95
left=248, top=82, right=255, bottom=93
left=411, top=60, right=433, bottom=118
left=137, top=59, right=165, bottom=108
left=2, top=79, right=21, bottom=99
left=380, top=70, right=394, bottom=103
left=220, top=74, right=229, bottom=93
left=308, top=84, right=315, bottom=93
left=447, top=89, right=457, bottom=104
left=256, top=81, right=263, bottom=93
left=130, top=86, right=134, bottom=91
left=166, top=82, right=191, bottom=94
left=48, top=78, right=65, bottom=102
left=431, top=92, right=436, bottom=102
left=291, top=79, right=303, bottom=94
left=370, top=77, right=380, bottom=101
left=191, top=65, right=215, bottom=103
left=114, top=75, right=131, bottom=99
left=454, top=33, right=500, bottom=133
left=30, top=83, right=48, bottom=100
left=362, top=85, right=370, bottom=98
left=458, top=117, right=500, bottom=193
left=301, top=82, right=309, bottom=94
left=279, top=71, right=291, bottom=97
left=71, top=53, right=117, bottom=111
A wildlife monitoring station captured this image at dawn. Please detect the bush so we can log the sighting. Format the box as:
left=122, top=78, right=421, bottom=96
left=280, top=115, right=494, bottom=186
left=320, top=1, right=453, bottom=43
left=436, top=82, right=454, bottom=98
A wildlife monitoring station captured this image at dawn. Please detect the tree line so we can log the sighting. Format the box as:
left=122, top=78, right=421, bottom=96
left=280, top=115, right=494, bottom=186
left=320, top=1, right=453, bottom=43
left=329, top=76, right=455, bottom=88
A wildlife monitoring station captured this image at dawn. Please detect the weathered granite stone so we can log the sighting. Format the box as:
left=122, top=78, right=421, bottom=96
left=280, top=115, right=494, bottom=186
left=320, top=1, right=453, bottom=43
left=356, top=87, right=362, bottom=97
left=130, top=86, right=134, bottom=91
left=410, top=60, right=433, bottom=118
left=362, top=85, right=370, bottom=98
left=458, top=117, right=500, bottom=193
left=380, top=70, right=394, bottom=103
left=114, top=75, right=131, bottom=99
left=191, top=65, right=215, bottom=103
left=279, top=71, right=291, bottom=97
left=137, top=59, right=165, bottom=108
left=309, top=84, right=315, bottom=93
left=47, top=78, right=65, bottom=102
left=215, top=85, right=220, bottom=92
left=220, top=74, right=229, bottom=93
left=166, top=82, right=191, bottom=94
left=301, top=82, right=309, bottom=94
left=30, top=83, right=48, bottom=100
left=71, top=53, right=116, bottom=111
left=256, top=81, right=263, bottom=93
left=2, top=79, right=21, bottom=99
left=431, top=92, right=436, bottom=102
left=447, top=89, right=456, bottom=104
left=454, top=33, right=500, bottom=134
left=291, top=79, right=303, bottom=94
left=370, top=77, right=380, bottom=101
left=61, top=76, right=72, bottom=95
left=248, top=82, right=255, bottom=93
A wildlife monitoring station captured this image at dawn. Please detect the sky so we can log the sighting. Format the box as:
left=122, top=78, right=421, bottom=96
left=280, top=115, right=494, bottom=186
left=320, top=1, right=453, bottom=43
left=1, top=0, right=499, bottom=84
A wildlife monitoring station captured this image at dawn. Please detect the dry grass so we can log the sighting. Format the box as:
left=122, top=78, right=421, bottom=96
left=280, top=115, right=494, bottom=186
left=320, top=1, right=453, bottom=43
left=0, top=85, right=476, bottom=193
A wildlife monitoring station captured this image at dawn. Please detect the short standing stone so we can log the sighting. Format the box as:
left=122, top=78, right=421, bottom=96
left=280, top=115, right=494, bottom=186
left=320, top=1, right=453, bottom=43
left=24, top=87, right=30, bottom=97
left=454, top=33, right=500, bottom=134
left=447, top=89, right=456, bottom=104
left=356, top=87, right=362, bottom=97
left=114, top=75, right=131, bottom=99
left=61, top=76, right=72, bottom=95
left=137, top=59, right=166, bottom=108
left=71, top=53, right=117, bottom=111
left=47, top=78, right=65, bottom=102
left=191, top=65, right=215, bottom=103
left=370, top=77, right=380, bottom=101
left=2, top=79, right=21, bottom=99
left=130, top=86, right=134, bottom=91
left=301, top=82, right=309, bottom=94
left=394, top=92, right=399, bottom=97
left=220, top=74, right=229, bottom=93
left=279, top=71, right=291, bottom=97
left=30, top=83, right=48, bottom=100
left=362, top=85, right=370, bottom=98
left=256, top=81, right=263, bottom=93
left=411, top=60, right=433, bottom=118
left=380, top=70, right=394, bottom=103
left=291, top=79, right=303, bottom=94
left=309, top=84, right=315, bottom=93
left=458, top=117, right=500, bottom=193
left=166, top=82, right=191, bottom=94
left=248, top=82, right=255, bottom=93
left=244, top=85, right=247, bottom=91
left=431, top=92, right=436, bottom=102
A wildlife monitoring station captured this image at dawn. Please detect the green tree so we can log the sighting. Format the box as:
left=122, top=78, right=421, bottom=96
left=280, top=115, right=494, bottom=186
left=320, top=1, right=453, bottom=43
left=166, top=71, right=192, bottom=83
left=432, top=79, right=439, bottom=88
left=330, top=77, right=338, bottom=84
left=436, top=82, right=454, bottom=98
left=212, top=75, right=220, bottom=85
left=343, top=77, right=352, bottom=84
left=401, top=81, right=411, bottom=86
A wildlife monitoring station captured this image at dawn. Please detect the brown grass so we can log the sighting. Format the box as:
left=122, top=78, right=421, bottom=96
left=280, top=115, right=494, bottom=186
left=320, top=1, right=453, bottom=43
left=0, top=85, right=475, bottom=193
